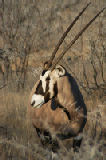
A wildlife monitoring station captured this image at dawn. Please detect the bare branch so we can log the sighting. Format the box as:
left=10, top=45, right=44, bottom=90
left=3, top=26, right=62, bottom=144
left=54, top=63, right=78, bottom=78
left=0, top=84, right=7, bottom=89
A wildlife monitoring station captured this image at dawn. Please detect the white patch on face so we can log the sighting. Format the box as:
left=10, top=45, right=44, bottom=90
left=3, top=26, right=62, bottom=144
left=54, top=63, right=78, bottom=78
left=74, top=133, right=83, bottom=140
left=48, top=76, right=54, bottom=99
left=40, top=70, right=51, bottom=92
left=31, top=94, right=44, bottom=108
left=55, top=69, right=60, bottom=77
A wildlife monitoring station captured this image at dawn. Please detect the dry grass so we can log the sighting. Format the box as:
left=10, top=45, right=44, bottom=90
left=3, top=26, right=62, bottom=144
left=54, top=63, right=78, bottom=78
left=0, top=87, right=45, bottom=160
left=0, top=76, right=106, bottom=160
left=0, top=0, right=106, bottom=159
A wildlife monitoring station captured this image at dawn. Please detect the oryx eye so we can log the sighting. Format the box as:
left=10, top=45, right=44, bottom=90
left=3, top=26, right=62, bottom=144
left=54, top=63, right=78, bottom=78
left=46, top=76, right=50, bottom=81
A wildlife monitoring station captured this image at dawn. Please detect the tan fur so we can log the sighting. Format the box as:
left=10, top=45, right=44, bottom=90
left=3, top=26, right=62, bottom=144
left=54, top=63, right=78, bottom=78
left=28, top=80, right=69, bottom=134
left=49, top=69, right=87, bottom=136
left=28, top=65, right=87, bottom=154
left=28, top=70, right=87, bottom=137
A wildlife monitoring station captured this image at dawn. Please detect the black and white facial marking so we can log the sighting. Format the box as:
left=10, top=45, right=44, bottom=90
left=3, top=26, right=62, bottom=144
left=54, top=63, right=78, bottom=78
left=31, top=65, right=65, bottom=108
left=31, top=69, right=56, bottom=108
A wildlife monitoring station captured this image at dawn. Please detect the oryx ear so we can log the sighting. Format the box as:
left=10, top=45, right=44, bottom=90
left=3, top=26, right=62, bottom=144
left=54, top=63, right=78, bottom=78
left=44, top=61, right=52, bottom=69
left=55, top=65, right=65, bottom=77
left=44, top=61, right=48, bottom=69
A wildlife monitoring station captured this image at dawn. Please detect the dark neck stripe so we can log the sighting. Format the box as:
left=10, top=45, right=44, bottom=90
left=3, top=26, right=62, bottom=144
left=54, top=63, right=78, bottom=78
left=35, top=80, right=45, bottom=96
left=42, top=69, right=48, bottom=76
left=54, top=99, right=71, bottom=120
left=53, top=82, right=58, bottom=96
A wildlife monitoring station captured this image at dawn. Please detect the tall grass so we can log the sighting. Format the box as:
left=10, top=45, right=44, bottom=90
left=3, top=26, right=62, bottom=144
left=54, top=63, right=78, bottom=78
left=1, top=76, right=106, bottom=160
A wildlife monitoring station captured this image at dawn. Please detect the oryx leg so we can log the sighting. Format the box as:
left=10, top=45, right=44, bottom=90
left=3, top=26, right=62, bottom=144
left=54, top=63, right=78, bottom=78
left=73, top=132, right=83, bottom=152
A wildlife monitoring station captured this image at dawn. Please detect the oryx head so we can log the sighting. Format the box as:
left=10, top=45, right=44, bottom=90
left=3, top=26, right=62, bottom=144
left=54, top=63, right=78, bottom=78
left=31, top=62, right=66, bottom=108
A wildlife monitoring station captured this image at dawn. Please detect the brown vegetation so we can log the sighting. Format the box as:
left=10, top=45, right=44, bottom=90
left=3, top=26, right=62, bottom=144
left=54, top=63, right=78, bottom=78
left=0, top=0, right=106, bottom=159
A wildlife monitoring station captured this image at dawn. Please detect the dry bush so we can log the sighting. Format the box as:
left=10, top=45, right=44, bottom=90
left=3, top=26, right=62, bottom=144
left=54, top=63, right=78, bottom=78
left=1, top=0, right=64, bottom=90
left=81, top=40, right=106, bottom=92
left=1, top=0, right=106, bottom=92
left=0, top=0, right=106, bottom=160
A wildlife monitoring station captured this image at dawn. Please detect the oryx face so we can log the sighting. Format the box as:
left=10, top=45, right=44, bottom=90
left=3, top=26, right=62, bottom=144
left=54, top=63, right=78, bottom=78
left=31, top=65, right=65, bottom=108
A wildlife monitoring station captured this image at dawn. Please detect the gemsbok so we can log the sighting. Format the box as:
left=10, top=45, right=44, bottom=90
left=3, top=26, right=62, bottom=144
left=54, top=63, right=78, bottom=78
left=28, top=3, right=105, bottom=158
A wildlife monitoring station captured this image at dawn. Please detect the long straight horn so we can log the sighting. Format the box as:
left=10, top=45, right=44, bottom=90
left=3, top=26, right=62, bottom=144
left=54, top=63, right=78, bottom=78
left=47, top=2, right=91, bottom=68
left=51, top=7, right=106, bottom=71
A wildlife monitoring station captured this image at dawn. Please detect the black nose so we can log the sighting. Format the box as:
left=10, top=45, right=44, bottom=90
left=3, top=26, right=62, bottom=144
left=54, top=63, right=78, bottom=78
left=31, top=100, right=35, bottom=106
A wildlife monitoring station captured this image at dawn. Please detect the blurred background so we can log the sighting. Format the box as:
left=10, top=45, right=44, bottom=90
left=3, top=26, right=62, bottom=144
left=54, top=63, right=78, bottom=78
left=0, top=0, right=106, bottom=159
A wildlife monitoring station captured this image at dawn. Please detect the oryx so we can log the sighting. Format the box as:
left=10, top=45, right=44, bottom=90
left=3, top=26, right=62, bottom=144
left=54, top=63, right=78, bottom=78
left=28, top=3, right=105, bottom=158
